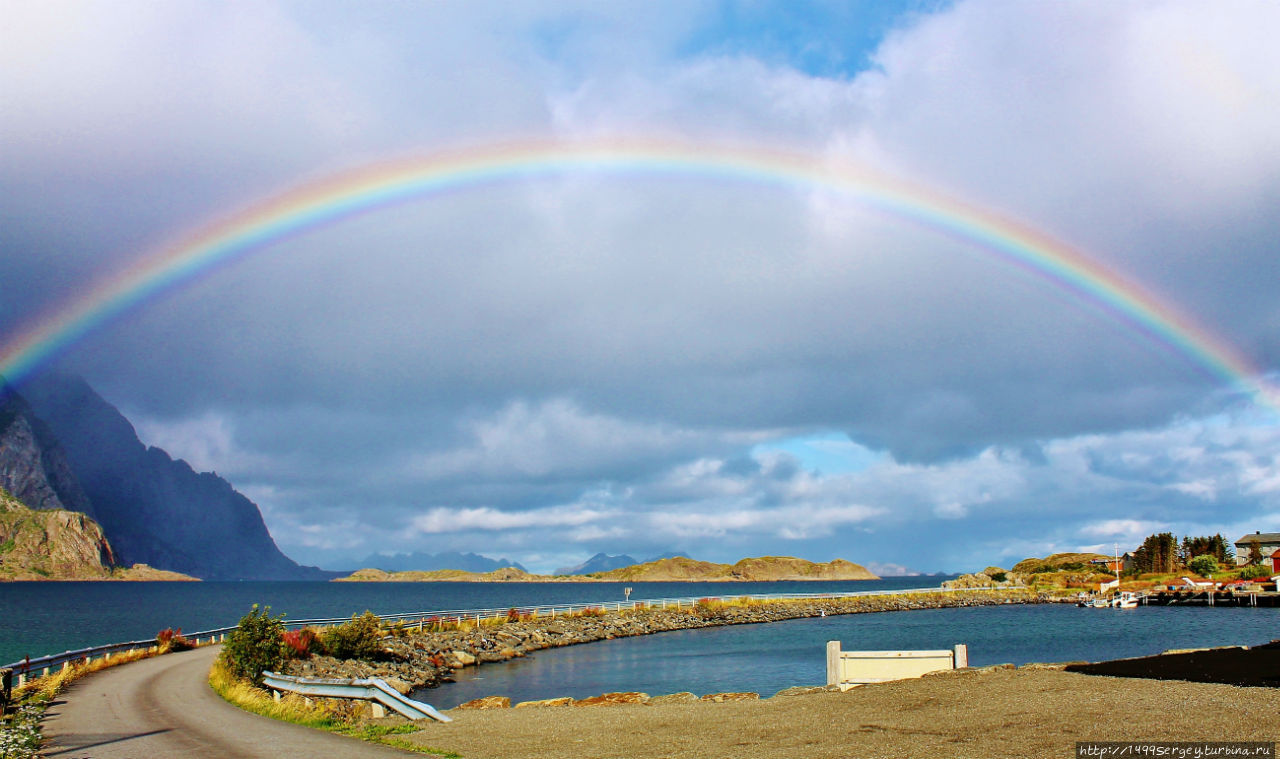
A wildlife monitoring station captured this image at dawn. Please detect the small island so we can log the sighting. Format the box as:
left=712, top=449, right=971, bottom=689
left=334, top=555, right=879, bottom=582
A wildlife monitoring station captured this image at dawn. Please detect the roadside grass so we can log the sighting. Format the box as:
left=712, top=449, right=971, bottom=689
left=207, top=659, right=460, bottom=757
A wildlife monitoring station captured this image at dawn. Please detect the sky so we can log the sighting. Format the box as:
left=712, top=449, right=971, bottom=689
left=2, top=0, right=1279, bottom=574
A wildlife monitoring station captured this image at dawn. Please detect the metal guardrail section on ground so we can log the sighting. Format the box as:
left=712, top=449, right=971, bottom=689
left=261, top=671, right=452, bottom=722
left=2, top=585, right=1018, bottom=684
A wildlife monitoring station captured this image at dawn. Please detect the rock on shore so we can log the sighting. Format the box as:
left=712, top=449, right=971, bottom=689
left=282, top=589, right=1047, bottom=692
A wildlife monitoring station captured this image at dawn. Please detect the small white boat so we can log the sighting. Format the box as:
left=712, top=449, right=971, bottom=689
left=1084, top=592, right=1139, bottom=608
left=1112, top=591, right=1139, bottom=609
left=1082, top=545, right=1140, bottom=608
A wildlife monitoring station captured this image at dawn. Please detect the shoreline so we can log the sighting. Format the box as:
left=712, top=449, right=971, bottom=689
left=398, top=662, right=1276, bottom=759
left=285, top=588, right=1053, bottom=694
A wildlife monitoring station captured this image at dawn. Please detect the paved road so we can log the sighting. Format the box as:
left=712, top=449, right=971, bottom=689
left=42, top=645, right=412, bottom=758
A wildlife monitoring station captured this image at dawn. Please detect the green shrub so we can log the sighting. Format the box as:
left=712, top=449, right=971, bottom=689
left=1238, top=563, right=1273, bottom=580
left=320, top=611, right=383, bottom=660
left=220, top=604, right=286, bottom=685
left=1188, top=554, right=1219, bottom=577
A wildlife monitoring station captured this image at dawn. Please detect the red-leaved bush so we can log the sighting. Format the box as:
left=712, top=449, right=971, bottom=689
left=281, top=627, right=322, bottom=659
left=156, top=627, right=191, bottom=652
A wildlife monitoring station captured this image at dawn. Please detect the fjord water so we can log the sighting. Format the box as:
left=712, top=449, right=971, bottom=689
left=0, top=577, right=937, bottom=665
left=425, top=603, right=1280, bottom=707
left=3, top=581, right=1276, bottom=705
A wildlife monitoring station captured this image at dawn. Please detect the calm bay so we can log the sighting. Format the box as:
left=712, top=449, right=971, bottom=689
left=2, top=579, right=1275, bottom=706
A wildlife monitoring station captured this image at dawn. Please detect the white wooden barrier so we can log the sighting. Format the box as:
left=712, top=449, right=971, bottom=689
left=826, top=641, right=968, bottom=690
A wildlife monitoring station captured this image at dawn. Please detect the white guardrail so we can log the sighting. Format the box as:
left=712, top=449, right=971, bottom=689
left=1, top=585, right=1017, bottom=688
left=261, top=671, right=452, bottom=722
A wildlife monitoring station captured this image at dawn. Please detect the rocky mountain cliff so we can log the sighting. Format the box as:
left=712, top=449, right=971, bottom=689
left=0, top=386, right=94, bottom=518
left=0, top=485, right=114, bottom=580
left=17, top=374, right=331, bottom=580
left=0, top=486, right=198, bottom=580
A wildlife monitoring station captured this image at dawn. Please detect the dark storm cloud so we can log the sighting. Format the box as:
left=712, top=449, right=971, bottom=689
left=3, top=1, right=1278, bottom=570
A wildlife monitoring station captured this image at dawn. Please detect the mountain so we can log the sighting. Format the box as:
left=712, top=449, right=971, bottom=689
left=0, top=385, right=95, bottom=518
left=595, top=555, right=880, bottom=582
left=0, top=485, right=115, bottom=580
left=354, top=550, right=526, bottom=573
left=555, top=552, right=639, bottom=575
left=0, top=487, right=197, bottom=581
left=19, top=374, right=332, bottom=580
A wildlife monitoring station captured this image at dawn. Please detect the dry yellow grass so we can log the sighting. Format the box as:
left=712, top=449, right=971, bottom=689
left=206, top=658, right=342, bottom=727
left=15, top=646, right=154, bottom=701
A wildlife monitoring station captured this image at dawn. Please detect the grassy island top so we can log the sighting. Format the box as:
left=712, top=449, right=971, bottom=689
left=335, top=556, right=879, bottom=582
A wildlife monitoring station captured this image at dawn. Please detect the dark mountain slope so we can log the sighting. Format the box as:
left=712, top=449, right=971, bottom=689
left=0, top=383, right=95, bottom=518
left=21, top=374, right=330, bottom=580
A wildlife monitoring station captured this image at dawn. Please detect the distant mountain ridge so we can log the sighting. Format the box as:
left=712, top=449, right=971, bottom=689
left=554, top=551, right=687, bottom=575
left=354, top=550, right=526, bottom=573
left=554, top=552, right=638, bottom=575
left=15, top=374, right=332, bottom=580
left=337, top=555, right=880, bottom=582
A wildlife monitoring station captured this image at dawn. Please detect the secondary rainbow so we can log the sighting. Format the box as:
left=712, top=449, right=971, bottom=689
left=1, top=137, right=1274, bottom=410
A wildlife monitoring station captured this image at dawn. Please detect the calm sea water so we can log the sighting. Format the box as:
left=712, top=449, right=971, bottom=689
left=423, top=603, right=1280, bottom=708
left=3, top=580, right=1274, bottom=708
left=0, top=577, right=937, bottom=666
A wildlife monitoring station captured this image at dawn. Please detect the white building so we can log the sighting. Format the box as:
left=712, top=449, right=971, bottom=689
left=1233, top=531, right=1280, bottom=571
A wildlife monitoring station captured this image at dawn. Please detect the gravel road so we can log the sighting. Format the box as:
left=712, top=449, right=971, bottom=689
left=41, top=645, right=411, bottom=758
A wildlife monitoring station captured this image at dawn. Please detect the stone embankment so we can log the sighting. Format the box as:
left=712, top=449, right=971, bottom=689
left=284, top=589, right=1051, bottom=694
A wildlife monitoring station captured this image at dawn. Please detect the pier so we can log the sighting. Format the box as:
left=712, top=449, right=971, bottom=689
left=1140, top=591, right=1278, bottom=607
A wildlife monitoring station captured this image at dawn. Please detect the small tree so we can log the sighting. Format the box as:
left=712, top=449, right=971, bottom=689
left=1187, top=554, right=1219, bottom=577
left=220, top=604, right=286, bottom=684
left=1245, top=537, right=1264, bottom=566
left=1131, top=532, right=1180, bottom=574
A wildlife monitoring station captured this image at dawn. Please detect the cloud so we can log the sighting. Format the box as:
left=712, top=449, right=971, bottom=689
left=1080, top=519, right=1171, bottom=542
left=408, top=398, right=753, bottom=481
left=648, top=503, right=883, bottom=540
left=130, top=410, right=271, bottom=476
left=3, top=2, right=1279, bottom=571
left=410, top=505, right=607, bottom=534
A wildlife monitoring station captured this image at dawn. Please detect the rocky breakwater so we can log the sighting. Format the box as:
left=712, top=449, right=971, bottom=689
left=283, top=588, right=1047, bottom=694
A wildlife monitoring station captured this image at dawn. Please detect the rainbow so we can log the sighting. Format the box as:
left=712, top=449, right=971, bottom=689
left=1, top=137, right=1274, bottom=411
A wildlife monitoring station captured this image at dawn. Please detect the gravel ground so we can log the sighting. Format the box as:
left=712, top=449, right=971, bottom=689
left=401, top=667, right=1276, bottom=759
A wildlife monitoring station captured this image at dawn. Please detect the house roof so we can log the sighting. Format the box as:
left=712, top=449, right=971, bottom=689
left=1233, top=532, right=1280, bottom=545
